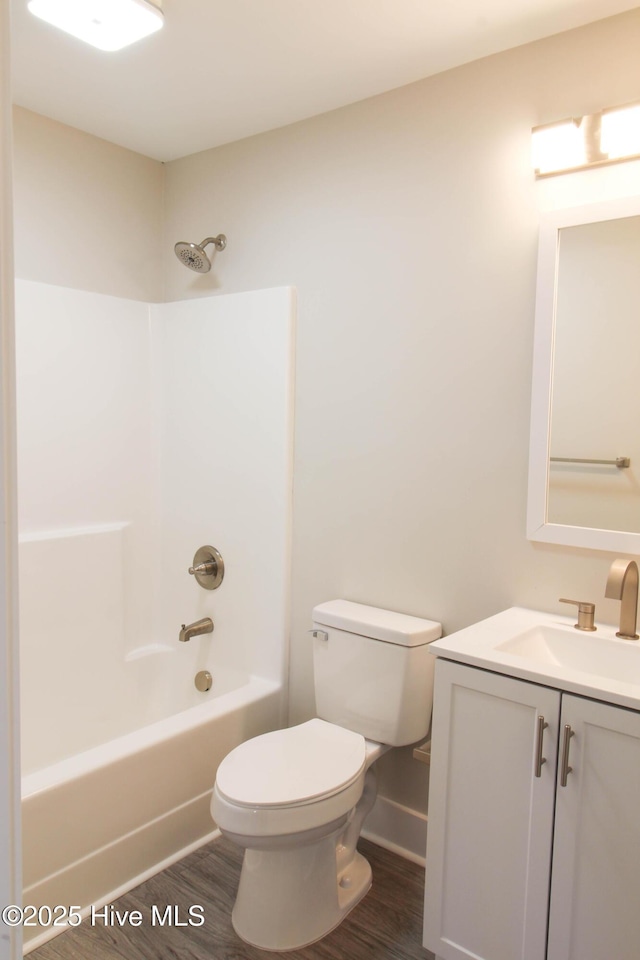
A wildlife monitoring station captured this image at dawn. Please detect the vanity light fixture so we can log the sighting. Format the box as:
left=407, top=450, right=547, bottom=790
left=27, top=0, right=164, bottom=52
left=531, top=119, right=585, bottom=177
left=532, top=100, right=640, bottom=177
left=600, top=104, right=640, bottom=160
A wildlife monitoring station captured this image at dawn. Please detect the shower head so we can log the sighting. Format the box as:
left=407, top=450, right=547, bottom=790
left=174, top=235, right=227, bottom=273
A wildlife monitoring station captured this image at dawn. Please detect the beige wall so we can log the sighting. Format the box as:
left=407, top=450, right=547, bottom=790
left=11, top=9, right=640, bottom=814
left=162, top=9, right=640, bottom=810
left=12, top=107, right=164, bottom=302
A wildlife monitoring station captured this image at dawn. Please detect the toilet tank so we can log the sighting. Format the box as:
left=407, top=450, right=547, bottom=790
left=311, top=600, right=442, bottom=746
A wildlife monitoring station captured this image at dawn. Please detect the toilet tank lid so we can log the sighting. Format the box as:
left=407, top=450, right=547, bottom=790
left=312, top=599, right=442, bottom=647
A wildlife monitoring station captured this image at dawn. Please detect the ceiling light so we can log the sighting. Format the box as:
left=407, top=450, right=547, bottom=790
left=27, top=0, right=164, bottom=52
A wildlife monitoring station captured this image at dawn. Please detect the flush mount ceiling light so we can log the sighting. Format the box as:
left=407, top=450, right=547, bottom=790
left=27, top=0, right=164, bottom=52
left=532, top=100, right=640, bottom=177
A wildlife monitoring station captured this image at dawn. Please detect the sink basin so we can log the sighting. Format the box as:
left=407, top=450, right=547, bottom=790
left=428, top=607, right=640, bottom=710
left=496, top=625, right=640, bottom=684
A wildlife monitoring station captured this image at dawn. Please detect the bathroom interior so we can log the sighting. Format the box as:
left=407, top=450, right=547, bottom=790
left=2, top=2, right=640, bottom=959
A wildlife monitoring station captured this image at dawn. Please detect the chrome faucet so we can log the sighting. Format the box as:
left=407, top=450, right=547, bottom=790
left=179, top=617, right=214, bottom=642
left=605, top=559, right=639, bottom=640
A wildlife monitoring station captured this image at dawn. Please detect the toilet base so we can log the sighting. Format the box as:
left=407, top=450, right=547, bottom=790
left=231, top=834, right=372, bottom=951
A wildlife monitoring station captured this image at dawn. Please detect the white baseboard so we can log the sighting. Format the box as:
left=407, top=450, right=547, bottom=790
left=361, top=794, right=427, bottom=866
left=23, top=794, right=220, bottom=954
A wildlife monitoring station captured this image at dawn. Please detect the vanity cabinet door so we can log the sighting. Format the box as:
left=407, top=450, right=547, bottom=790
left=547, top=695, right=640, bottom=960
left=423, top=659, right=560, bottom=960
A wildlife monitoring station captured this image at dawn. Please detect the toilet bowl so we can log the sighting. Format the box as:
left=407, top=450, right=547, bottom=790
left=212, top=719, right=388, bottom=950
left=211, top=599, right=442, bottom=951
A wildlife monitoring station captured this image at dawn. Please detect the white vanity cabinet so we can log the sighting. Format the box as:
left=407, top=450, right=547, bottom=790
left=546, top=693, right=640, bottom=960
left=423, top=658, right=640, bottom=960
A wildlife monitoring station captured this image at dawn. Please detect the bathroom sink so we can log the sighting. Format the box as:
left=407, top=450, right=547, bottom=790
left=428, top=607, right=640, bottom=711
left=496, top=625, right=640, bottom=684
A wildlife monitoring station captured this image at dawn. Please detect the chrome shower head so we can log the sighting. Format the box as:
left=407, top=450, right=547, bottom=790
left=174, top=235, right=227, bottom=273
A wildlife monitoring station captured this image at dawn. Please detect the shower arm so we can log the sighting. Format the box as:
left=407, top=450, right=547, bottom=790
left=200, top=235, right=227, bottom=252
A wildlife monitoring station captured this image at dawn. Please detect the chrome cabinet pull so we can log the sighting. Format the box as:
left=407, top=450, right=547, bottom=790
left=534, top=715, right=548, bottom=777
left=560, top=724, right=574, bottom=787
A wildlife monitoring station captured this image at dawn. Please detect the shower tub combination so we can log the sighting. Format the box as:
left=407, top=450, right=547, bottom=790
left=15, top=279, right=295, bottom=949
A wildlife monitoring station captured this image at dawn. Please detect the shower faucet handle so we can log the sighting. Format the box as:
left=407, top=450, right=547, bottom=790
left=188, top=546, right=224, bottom=590
left=189, top=561, right=216, bottom=576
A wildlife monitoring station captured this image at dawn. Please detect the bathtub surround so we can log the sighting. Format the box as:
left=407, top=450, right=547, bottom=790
left=153, top=291, right=295, bottom=685
left=16, top=281, right=294, bottom=770
left=9, top=1, right=640, bottom=908
left=15, top=282, right=294, bottom=947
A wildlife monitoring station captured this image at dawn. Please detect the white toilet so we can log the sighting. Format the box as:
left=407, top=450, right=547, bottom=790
left=211, top=599, right=442, bottom=951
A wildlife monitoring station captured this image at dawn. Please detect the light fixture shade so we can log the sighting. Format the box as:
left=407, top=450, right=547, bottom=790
left=600, top=105, right=640, bottom=160
left=531, top=120, right=586, bottom=176
left=27, top=0, right=163, bottom=52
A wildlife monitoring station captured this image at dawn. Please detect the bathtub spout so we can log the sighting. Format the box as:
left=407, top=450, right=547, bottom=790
left=179, top=617, right=214, bottom=642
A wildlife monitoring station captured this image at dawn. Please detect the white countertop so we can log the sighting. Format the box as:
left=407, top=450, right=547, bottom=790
left=429, top=606, right=640, bottom=712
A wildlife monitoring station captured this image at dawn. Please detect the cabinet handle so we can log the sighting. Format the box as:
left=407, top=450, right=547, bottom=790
left=534, top=715, right=548, bottom=777
left=560, top=724, right=574, bottom=787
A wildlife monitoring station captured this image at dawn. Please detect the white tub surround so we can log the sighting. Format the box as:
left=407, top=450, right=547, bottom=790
left=15, top=281, right=295, bottom=946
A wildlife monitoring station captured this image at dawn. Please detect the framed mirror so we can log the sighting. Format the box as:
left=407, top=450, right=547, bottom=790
left=527, top=195, right=640, bottom=553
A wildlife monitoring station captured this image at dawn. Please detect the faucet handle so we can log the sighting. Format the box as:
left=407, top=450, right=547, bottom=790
left=559, top=598, right=597, bottom=632
left=188, top=546, right=224, bottom=590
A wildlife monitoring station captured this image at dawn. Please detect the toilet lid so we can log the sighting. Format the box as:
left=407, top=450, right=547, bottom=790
left=215, top=719, right=366, bottom=808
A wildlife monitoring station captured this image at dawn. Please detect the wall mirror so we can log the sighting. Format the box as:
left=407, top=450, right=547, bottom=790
left=527, top=195, right=640, bottom=553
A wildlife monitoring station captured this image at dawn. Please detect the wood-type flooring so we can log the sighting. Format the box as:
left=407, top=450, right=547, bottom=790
left=29, top=837, right=435, bottom=960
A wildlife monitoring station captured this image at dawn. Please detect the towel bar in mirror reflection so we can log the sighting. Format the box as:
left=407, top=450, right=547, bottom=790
left=550, top=457, right=630, bottom=468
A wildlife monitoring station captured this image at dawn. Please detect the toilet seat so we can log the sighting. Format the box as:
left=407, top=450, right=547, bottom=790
left=215, top=718, right=366, bottom=808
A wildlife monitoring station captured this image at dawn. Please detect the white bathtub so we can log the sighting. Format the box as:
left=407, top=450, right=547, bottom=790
left=22, top=674, right=283, bottom=951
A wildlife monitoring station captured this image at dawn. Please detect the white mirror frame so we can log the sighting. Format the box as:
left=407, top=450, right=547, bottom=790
left=527, top=195, right=640, bottom=554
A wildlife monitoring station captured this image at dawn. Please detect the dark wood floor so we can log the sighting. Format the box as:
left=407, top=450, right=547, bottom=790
left=29, top=837, right=435, bottom=960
